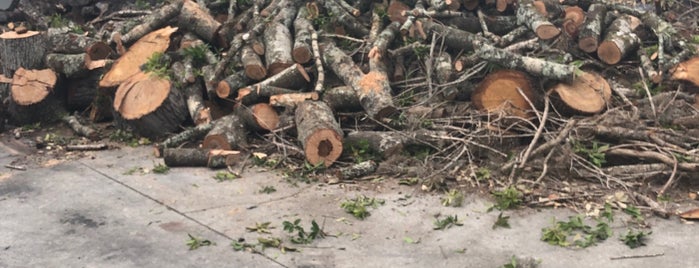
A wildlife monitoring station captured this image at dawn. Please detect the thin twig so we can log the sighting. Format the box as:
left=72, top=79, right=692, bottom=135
left=610, top=252, right=664, bottom=260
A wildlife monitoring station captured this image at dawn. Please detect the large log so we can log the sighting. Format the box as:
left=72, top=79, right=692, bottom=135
left=472, top=70, right=536, bottom=118
left=112, top=71, right=188, bottom=138
left=163, top=148, right=242, bottom=169
left=8, top=68, right=62, bottom=124
left=321, top=41, right=396, bottom=120
left=100, top=26, right=178, bottom=88
left=295, top=100, right=343, bottom=167
left=66, top=69, right=104, bottom=111
left=45, top=53, right=89, bottom=78
left=201, top=113, right=248, bottom=150
left=0, top=30, right=47, bottom=77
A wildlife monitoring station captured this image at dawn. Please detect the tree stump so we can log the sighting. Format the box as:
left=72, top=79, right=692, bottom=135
left=472, top=70, right=536, bottom=118
left=549, top=71, right=612, bottom=114
left=295, top=100, right=343, bottom=167
left=112, top=71, right=188, bottom=138
left=8, top=68, right=62, bottom=124
left=0, top=30, right=47, bottom=77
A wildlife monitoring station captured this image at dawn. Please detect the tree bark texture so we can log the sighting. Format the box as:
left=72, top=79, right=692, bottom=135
left=202, top=113, right=248, bottom=150
left=163, top=148, right=241, bottom=169
left=0, top=30, right=47, bottom=77
left=295, top=100, right=343, bottom=167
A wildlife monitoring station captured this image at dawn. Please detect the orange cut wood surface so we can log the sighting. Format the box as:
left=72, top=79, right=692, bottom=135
left=99, top=26, right=178, bottom=88
left=113, top=71, right=171, bottom=120
left=551, top=71, right=611, bottom=114
left=10, top=68, right=58, bottom=105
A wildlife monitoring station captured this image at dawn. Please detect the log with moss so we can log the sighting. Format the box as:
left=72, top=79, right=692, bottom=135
left=516, top=0, right=560, bottom=40
left=578, top=4, right=607, bottom=53
left=597, top=14, right=641, bottom=65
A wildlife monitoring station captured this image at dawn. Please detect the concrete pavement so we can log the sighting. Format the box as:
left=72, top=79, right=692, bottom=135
left=1, top=141, right=698, bottom=268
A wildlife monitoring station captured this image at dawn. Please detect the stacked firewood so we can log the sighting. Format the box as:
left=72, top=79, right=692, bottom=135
left=1, top=0, right=699, bottom=187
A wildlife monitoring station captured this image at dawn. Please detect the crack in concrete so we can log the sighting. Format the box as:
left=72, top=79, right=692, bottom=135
left=78, top=160, right=289, bottom=268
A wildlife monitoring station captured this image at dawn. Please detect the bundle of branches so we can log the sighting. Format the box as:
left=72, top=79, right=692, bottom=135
left=2, top=0, right=699, bottom=200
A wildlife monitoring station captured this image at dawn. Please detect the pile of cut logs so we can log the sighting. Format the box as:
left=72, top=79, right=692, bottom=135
left=1, top=0, right=699, bottom=183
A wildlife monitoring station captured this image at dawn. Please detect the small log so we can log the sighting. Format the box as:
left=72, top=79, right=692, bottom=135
left=516, top=0, right=560, bottom=40
left=119, top=0, right=183, bottom=45
left=344, top=130, right=447, bottom=159
left=321, top=42, right=396, bottom=119
left=562, top=6, right=585, bottom=36
left=419, top=19, right=489, bottom=53
left=100, top=26, right=178, bottom=88
left=473, top=40, right=579, bottom=82
left=236, top=103, right=280, bottom=132
left=272, top=0, right=298, bottom=28
left=295, top=100, right=343, bottom=167
left=202, top=113, right=248, bottom=150
left=8, top=68, right=63, bottom=125
left=264, top=21, right=294, bottom=76
left=66, top=143, right=108, bottom=151
left=578, top=3, right=607, bottom=53
left=322, top=0, right=369, bottom=37
left=171, top=61, right=211, bottom=125
left=337, top=160, right=378, bottom=180
left=215, top=70, right=251, bottom=99
left=0, top=30, right=47, bottom=77
left=269, top=92, right=320, bottom=108
left=472, top=70, right=536, bottom=118
left=235, top=63, right=310, bottom=99
left=549, top=71, right=611, bottom=114
left=597, top=15, right=641, bottom=65
left=177, top=0, right=222, bottom=43
left=45, top=53, right=89, bottom=78
left=112, top=71, right=188, bottom=138
left=163, top=148, right=242, bottom=169
left=47, top=27, right=97, bottom=54
left=61, top=114, right=98, bottom=140
left=155, top=122, right=215, bottom=156
left=241, top=45, right=267, bottom=80
left=671, top=57, right=699, bottom=88
left=292, top=5, right=313, bottom=64
left=237, top=85, right=297, bottom=105
left=322, top=86, right=361, bottom=112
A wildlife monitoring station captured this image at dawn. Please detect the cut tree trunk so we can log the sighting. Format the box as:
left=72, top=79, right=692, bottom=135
left=163, top=148, right=242, bottom=169
left=321, top=41, right=396, bottom=119
left=562, top=6, right=585, bottom=36
left=549, top=71, right=612, bottom=114
left=472, top=70, right=536, bottom=118
left=177, top=0, right=221, bottom=43
left=8, top=68, right=62, bottom=124
left=671, top=57, right=699, bottom=87
left=295, top=100, right=343, bottom=167
left=516, top=0, right=560, bottom=40
left=201, top=113, right=248, bottom=150
left=597, top=15, right=641, bottom=65
left=100, top=26, right=178, bottom=88
left=241, top=45, right=267, bottom=80
left=0, top=30, right=47, bottom=77
left=292, top=5, right=313, bottom=64
left=264, top=21, right=294, bottom=76
left=236, top=103, right=280, bottom=132
left=47, top=27, right=98, bottom=54
left=112, top=71, right=188, bottom=138
left=578, top=3, right=607, bottom=53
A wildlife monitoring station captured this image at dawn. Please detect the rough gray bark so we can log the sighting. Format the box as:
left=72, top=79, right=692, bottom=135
left=295, top=100, right=343, bottom=167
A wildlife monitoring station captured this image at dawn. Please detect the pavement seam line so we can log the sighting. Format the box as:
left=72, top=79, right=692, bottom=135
left=78, top=161, right=289, bottom=267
